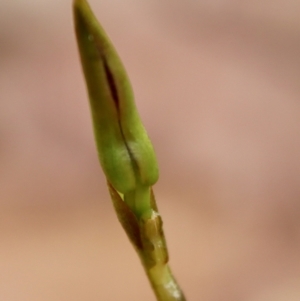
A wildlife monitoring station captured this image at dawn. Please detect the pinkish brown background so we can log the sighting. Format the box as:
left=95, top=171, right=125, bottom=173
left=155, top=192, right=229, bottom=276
left=0, top=0, right=300, bottom=300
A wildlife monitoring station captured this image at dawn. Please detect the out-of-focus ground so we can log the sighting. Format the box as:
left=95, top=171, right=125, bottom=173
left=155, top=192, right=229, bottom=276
left=0, top=0, right=300, bottom=300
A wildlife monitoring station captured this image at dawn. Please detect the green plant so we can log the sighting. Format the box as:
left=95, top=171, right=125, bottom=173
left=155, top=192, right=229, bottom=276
left=73, top=0, right=186, bottom=300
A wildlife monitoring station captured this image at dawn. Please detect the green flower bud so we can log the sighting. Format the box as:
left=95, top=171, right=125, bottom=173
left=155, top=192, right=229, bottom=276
left=73, top=0, right=159, bottom=194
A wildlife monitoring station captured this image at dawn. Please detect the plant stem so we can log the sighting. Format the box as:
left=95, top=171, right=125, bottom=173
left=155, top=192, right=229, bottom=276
left=110, top=184, right=186, bottom=301
left=139, top=214, right=186, bottom=301
left=73, top=0, right=187, bottom=299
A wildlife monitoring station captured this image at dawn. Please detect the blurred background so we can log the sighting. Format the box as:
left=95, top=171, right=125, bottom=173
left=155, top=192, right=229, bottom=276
left=0, top=0, right=300, bottom=300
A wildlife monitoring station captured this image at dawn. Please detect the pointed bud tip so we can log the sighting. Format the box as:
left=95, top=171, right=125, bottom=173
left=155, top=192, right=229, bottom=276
left=73, top=0, right=88, bottom=11
left=73, top=0, right=92, bottom=28
left=73, top=0, right=87, bottom=18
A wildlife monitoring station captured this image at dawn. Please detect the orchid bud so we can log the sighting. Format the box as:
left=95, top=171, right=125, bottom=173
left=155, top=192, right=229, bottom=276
left=73, top=0, right=159, bottom=194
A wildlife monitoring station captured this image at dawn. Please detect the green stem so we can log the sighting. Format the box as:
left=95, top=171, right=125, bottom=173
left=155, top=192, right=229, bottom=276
left=138, top=202, right=186, bottom=301
left=145, top=264, right=186, bottom=301
left=109, top=184, right=186, bottom=301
